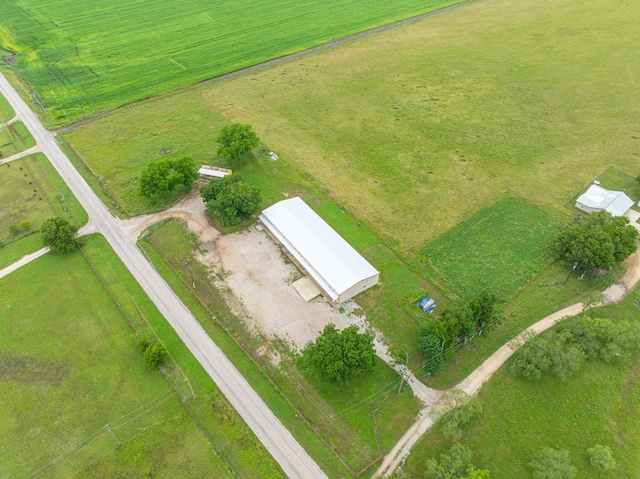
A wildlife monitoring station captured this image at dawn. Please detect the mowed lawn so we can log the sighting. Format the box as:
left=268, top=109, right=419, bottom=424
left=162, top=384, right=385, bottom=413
left=0, top=92, right=14, bottom=122
left=0, top=153, right=85, bottom=242
left=0, top=0, right=460, bottom=124
left=0, top=248, right=229, bottom=477
left=403, top=291, right=640, bottom=478
left=420, top=197, right=556, bottom=301
left=0, top=121, right=34, bottom=158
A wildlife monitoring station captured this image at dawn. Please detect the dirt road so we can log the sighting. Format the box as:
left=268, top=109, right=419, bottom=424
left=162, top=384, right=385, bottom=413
left=375, top=243, right=640, bottom=477
left=0, top=72, right=326, bottom=479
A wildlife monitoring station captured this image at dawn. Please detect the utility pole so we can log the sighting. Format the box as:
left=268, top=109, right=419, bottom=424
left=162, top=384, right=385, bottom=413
left=105, top=424, right=120, bottom=447
left=185, top=377, right=196, bottom=399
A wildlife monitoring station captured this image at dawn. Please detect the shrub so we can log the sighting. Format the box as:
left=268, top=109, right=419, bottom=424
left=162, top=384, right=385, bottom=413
left=529, top=447, right=576, bottom=479
left=586, top=444, right=615, bottom=470
left=144, top=343, right=168, bottom=369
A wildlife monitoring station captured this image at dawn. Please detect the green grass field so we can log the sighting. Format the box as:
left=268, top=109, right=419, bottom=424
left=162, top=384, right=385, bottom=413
left=0, top=92, right=14, bottom=122
left=0, top=121, right=34, bottom=158
left=403, top=290, right=640, bottom=478
left=420, top=197, right=556, bottom=301
left=0, top=0, right=460, bottom=124
left=192, top=0, right=640, bottom=253
left=0, top=241, right=232, bottom=478
left=0, top=153, right=85, bottom=242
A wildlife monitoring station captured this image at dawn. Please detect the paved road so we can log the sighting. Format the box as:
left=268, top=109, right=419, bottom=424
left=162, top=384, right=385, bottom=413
left=0, top=72, right=326, bottom=479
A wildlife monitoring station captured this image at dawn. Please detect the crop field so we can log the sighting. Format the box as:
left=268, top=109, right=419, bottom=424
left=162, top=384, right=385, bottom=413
left=420, top=197, right=556, bottom=301
left=0, top=243, right=230, bottom=478
left=0, top=153, right=85, bottom=242
left=403, top=291, right=640, bottom=478
left=0, top=0, right=460, bottom=124
left=0, top=121, right=34, bottom=158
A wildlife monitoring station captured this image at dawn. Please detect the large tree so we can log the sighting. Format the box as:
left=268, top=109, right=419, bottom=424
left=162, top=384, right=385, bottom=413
left=216, top=123, right=259, bottom=161
left=200, top=174, right=261, bottom=226
left=302, top=324, right=376, bottom=383
left=556, top=211, right=637, bottom=271
left=41, top=217, right=78, bottom=253
left=138, top=156, right=198, bottom=198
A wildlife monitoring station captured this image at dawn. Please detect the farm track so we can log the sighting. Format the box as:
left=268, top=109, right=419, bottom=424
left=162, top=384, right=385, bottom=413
left=55, top=0, right=475, bottom=135
left=375, top=243, right=640, bottom=477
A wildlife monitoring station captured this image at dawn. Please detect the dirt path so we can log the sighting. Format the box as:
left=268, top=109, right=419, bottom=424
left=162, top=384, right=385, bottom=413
left=0, top=247, right=49, bottom=280
left=374, top=242, right=640, bottom=477
left=0, top=145, right=41, bottom=166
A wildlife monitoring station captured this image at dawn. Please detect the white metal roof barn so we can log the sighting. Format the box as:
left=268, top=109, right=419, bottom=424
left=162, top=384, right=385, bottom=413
left=259, top=197, right=379, bottom=304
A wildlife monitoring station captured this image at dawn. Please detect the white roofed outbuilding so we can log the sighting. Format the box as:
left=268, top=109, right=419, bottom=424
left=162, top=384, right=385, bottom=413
left=259, top=197, right=379, bottom=304
left=575, top=185, right=634, bottom=217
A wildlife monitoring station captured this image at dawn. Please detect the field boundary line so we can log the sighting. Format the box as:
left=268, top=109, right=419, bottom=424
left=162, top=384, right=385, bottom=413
left=56, top=0, right=477, bottom=134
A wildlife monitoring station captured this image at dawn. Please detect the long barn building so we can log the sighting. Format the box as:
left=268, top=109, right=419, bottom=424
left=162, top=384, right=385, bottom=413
left=259, top=197, right=379, bottom=304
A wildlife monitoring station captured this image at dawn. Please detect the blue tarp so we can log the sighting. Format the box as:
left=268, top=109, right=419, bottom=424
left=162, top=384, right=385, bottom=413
left=418, top=296, right=436, bottom=313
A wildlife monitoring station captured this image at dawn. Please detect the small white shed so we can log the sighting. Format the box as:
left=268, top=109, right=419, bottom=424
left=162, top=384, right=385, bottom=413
left=199, top=165, right=232, bottom=178
left=575, top=185, right=634, bottom=217
left=259, top=197, right=379, bottom=304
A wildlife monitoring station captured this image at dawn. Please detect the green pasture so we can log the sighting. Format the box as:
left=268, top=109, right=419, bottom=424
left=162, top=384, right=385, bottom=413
left=0, top=121, right=34, bottom=158
left=403, top=290, right=640, bottom=478
left=0, top=0, right=460, bottom=124
left=141, top=218, right=423, bottom=475
left=0, top=153, right=85, bottom=242
left=0, top=93, right=14, bottom=122
left=420, top=197, right=556, bottom=301
left=0, top=241, right=230, bottom=478
left=78, top=234, right=285, bottom=478
left=192, top=0, right=640, bottom=253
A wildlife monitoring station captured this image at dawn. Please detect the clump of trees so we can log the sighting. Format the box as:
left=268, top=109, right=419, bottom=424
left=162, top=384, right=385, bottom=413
left=556, top=211, right=637, bottom=272
left=41, top=217, right=78, bottom=253
left=216, top=123, right=260, bottom=163
left=138, top=156, right=199, bottom=198
left=529, top=447, right=575, bottom=479
left=301, top=324, right=376, bottom=383
left=424, top=444, right=491, bottom=479
left=137, top=336, right=169, bottom=369
left=200, top=174, right=261, bottom=226
left=430, top=389, right=483, bottom=440
left=510, top=315, right=640, bottom=380
left=420, top=292, right=501, bottom=373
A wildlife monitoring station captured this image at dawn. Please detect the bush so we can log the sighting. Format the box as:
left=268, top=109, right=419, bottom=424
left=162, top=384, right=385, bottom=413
left=511, top=315, right=640, bottom=380
left=529, top=447, right=575, bottom=479
left=424, top=444, right=490, bottom=479
left=144, top=343, right=168, bottom=369
left=137, top=336, right=152, bottom=352
left=586, top=445, right=615, bottom=470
